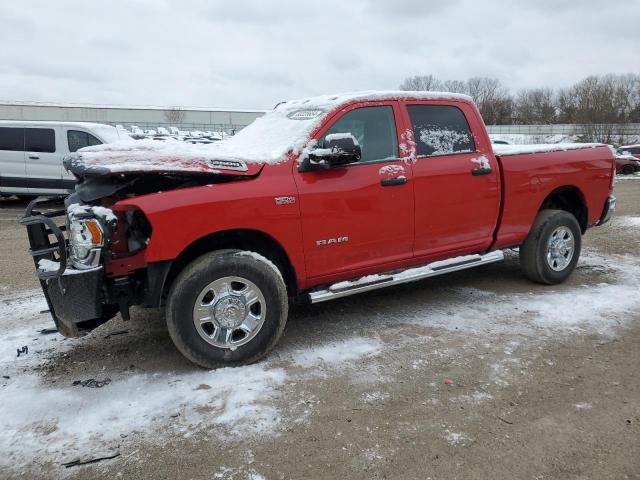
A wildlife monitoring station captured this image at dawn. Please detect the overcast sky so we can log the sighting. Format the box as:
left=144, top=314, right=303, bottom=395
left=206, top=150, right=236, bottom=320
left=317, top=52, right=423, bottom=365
left=1, top=0, right=638, bottom=110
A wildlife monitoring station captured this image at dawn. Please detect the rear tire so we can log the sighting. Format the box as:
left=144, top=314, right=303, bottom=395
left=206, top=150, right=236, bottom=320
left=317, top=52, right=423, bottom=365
left=166, top=250, right=288, bottom=369
left=621, top=165, right=635, bottom=175
left=519, top=209, right=581, bottom=285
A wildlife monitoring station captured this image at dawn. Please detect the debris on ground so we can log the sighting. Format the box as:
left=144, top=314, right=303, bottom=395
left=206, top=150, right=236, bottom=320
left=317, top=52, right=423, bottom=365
left=61, top=451, right=120, bottom=468
left=443, top=378, right=454, bottom=385
left=16, top=346, right=28, bottom=357
left=72, top=378, right=112, bottom=388
left=497, top=415, right=514, bottom=425
left=39, top=327, right=58, bottom=335
left=104, top=330, right=129, bottom=339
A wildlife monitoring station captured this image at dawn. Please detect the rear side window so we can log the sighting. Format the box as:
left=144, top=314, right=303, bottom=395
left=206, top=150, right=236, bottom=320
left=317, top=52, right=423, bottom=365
left=25, top=128, right=55, bottom=153
left=407, top=105, right=475, bottom=157
left=67, top=130, right=102, bottom=153
left=0, top=127, right=24, bottom=151
left=321, top=106, right=398, bottom=163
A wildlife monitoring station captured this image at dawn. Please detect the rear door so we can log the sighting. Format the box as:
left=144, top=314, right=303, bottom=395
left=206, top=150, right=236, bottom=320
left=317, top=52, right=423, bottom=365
left=24, top=127, right=67, bottom=193
left=404, top=102, right=501, bottom=259
left=294, top=102, right=415, bottom=280
left=0, top=127, right=26, bottom=192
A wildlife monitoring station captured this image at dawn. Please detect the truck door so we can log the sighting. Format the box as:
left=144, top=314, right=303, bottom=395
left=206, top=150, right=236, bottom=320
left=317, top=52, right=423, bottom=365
left=405, top=102, right=500, bottom=259
left=294, top=103, right=414, bottom=280
left=0, top=127, right=26, bottom=192
left=25, top=127, right=64, bottom=193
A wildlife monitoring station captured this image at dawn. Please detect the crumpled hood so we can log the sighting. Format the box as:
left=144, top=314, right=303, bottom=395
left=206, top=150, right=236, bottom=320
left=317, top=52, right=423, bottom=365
left=64, top=139, right=266, bottom=203
left=63, top=139, right=265, bottom=179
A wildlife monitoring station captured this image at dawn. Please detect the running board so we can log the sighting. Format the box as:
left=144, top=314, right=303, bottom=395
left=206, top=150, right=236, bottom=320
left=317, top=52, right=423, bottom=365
left=308, top=251, right=504, bottom=304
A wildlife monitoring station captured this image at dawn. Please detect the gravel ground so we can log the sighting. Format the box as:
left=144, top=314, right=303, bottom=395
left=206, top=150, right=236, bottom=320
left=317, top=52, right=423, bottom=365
left=0, top=180, right=639, bottom=480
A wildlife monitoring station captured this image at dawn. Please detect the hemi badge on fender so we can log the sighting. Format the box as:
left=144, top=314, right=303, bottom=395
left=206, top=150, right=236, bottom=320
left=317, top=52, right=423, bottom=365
left=274, top=196, right=296, bottom=205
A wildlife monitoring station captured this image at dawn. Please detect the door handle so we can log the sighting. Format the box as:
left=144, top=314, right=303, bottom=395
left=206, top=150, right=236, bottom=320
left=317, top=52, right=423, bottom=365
left=28, top=154, right=40, bottom=160
left=381, top=176, right=407, bottom=186
left=471, top=167, right=492, bottom=176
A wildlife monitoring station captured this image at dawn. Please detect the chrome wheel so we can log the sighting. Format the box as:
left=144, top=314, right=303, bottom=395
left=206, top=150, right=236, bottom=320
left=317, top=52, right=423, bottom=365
left=546, top=226, right=575, bottom=272
left=192, top=276, right=266, bottom=350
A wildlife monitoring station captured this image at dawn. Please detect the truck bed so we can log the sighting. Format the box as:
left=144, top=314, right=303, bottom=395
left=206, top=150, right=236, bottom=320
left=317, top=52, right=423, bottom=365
left=493, top=144, right=614, bottom=249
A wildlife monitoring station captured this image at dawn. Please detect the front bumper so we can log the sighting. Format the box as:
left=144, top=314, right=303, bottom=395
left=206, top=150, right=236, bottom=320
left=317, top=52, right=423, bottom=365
left=21, top=198, right=115, bottom=337
left=598, top=196, right=616, bottom=226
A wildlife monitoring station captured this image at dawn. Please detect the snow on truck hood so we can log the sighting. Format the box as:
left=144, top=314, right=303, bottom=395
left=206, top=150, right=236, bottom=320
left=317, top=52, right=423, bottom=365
left=65, top=90, right=473, bottom=176
left=64, top=139, right=265, bottom=177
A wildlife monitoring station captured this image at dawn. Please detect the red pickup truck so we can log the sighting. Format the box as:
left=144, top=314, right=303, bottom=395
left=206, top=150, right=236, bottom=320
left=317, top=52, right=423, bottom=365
left=22, top=91, right=616, bottom=368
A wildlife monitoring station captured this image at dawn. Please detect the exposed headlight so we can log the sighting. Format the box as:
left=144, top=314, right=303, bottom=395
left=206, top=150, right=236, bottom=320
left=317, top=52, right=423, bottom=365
left=68, top=218, right=104, bottom=268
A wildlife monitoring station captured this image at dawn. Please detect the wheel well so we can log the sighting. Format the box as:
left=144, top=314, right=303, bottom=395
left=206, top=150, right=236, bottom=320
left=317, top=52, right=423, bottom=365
left=163, top=229, right=298, bottom=301
left=539, top=186, right=588, bottom=232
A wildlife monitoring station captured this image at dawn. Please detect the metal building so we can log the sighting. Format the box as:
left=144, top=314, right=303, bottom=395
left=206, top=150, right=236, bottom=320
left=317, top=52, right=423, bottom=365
left=0, top=101, right=265, bottom=133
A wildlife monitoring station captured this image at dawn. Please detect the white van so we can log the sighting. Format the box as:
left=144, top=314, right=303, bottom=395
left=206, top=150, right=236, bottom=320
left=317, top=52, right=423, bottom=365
left=0, top=121, right=122, bottom=198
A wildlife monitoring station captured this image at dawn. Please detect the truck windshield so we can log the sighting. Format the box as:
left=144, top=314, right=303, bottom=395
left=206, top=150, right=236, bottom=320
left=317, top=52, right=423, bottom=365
left=216, top=106, right=328, bottom=164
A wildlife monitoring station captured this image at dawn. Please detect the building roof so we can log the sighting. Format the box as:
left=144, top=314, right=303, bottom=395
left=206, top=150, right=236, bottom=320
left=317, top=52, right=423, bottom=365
left=0, top=100, right=266, bottom=114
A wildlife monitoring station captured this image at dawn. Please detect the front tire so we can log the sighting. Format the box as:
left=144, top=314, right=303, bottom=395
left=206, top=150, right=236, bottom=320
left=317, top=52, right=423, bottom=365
left=621, top=165, right=635, bottom=175
left=519, top=209, right=582, bottom=285
left=166, top=250, right=288, bottom=369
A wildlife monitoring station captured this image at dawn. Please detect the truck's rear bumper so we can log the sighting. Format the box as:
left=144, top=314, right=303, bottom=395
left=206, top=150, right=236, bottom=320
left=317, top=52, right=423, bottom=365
left=598, top=196, right=616, bottom=226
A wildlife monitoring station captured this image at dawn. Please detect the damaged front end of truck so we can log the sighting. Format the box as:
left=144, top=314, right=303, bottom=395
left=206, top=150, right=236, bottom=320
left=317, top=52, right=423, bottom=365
left=21, top=148, right=262, bottom=337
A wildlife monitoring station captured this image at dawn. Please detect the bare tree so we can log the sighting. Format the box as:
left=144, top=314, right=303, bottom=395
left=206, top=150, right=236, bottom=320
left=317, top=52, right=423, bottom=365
left=513, top=88, right=556, bottom=124
left=164, top=107, right=185, bottom=124
left=398, top=72, right=640, bottom=134
left=465, top=77, right=512, bottom=125
left=399, top=75, right=443, bottom=91
left=398, top=75, right=512, bottom=123
left=442, top=79, right=468, bottom=94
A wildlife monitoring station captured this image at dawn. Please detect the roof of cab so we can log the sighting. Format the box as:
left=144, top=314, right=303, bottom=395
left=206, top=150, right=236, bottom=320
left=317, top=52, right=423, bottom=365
left=279, top=90, right=473, bottom=112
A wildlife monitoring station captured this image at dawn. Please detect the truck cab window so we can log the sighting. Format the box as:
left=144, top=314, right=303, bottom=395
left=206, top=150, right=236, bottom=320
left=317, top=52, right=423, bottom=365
left=321, top=106, right=398, bottom=163
left=407, top=105, right=475, bottom=157
left=25, top=128, right=56, bottom=153
left=67, top=130, right=102, bottom=153
left=0, top=127, right=24, bottom=151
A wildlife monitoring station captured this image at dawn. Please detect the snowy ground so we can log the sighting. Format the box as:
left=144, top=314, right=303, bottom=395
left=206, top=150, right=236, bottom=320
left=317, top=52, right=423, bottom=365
left=0, top=187, right=639, bottom=479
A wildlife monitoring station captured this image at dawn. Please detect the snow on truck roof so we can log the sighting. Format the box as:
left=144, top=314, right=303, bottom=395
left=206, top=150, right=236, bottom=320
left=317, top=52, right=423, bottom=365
left=68, top=90, right=473, bottom=175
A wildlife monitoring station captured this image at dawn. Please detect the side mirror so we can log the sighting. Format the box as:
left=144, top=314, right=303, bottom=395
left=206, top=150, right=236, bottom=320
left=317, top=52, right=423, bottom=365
left=299, top=133, right=361, bottom=172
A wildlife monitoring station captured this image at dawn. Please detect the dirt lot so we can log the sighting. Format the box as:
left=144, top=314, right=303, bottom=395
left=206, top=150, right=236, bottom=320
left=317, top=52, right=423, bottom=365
left=1, top=179, right=639, bottom=480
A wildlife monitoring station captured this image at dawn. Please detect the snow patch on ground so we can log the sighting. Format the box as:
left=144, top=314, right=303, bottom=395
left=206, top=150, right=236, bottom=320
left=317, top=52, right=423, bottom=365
left=0, top=364, right=286, bottom=470
left=451, top=391, right=494, bottom=404
left=615, top=173, right=640, bottom=181
left=290, top=337, right=382, bottom=369
left=445, top=430, right=472, bottom=446
left=0, top=291, right=383, bottom=473
left=617, top=216, right=640, bottom=227
left=575, top=401, right=593, bottom=410
left=403, top=253, right=640, bottom=336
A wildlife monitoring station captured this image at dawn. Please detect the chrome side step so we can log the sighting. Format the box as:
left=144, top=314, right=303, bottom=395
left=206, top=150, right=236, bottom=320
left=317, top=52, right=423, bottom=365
left=308, top=250, right=504, bottom=304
